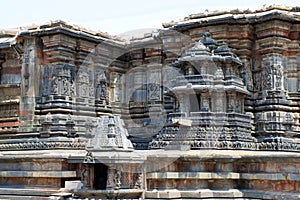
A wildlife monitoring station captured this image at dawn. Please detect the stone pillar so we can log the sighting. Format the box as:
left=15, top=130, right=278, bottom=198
left=214, top=91, right=225, bottom=112
left=110, top=72, right=121, bottom=102
left=81, top=164, right=92, bottom=189
left=240, top=95, right=245, bottom=114
left=178, top=94, right=190, bottom=115
left=134, top=173, right=143, bottom=189
left=0, top=53, right=5, bottom=84
left=227, top=92, right=235, bottom=112
left=236, top=94, right=241, bottom=113
left=147, top=64, right=162, bottom=102
left=200, top=92, right=210, bottom=112
left=106, top=167, right=122, bottom=190
left=239, top=55, right=253, bottom=91
left=40, top=112, right=52, bottom=138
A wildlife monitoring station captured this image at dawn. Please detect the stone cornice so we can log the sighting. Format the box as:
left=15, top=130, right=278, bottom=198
left=164, top=6, right=300, bottom=30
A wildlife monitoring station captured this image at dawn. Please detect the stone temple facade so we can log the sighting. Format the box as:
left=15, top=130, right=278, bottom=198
left=0, top=4, right=300, bottom=199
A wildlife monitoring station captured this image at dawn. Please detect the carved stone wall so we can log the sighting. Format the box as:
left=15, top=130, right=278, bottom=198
left=0, top=6, right=300, bottom=150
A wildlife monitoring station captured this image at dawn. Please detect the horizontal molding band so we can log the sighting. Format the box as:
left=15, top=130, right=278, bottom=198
left=145, top=189, right=300, bottom=199
left=0, top=170, right=77, bottom=178
left=147, top=172, right=300, bottom=181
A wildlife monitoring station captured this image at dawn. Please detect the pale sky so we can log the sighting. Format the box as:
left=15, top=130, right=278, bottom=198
left=0, top=0, right=299, bottom=36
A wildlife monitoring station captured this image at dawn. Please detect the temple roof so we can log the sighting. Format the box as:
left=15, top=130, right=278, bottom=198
left=0, top=20, right=124, bottom=48
left=163, top=4, right=300, bottom=29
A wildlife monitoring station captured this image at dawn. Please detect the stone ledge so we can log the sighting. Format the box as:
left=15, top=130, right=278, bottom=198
left=147, top=172, right=300, bottom=181
left=0, top=195, right=50, bottom=200
left=241, top=189, right=300, bottom=200
left=146, top=189, right=300, bottom=199
left=0, top=170, right=77, bottom=178
left=144, top=149, right=300, bottom=160
left=73, top=189, right=144, bottom=199
left=145, top=189, right=244, bottom=199
left=0, top=188, right=58, bottom=196
left=241, top=173, right=300, bottom=181
left=147, top=172, right=240, bottom=179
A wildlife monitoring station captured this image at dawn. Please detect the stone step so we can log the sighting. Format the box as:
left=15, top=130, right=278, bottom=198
left=0, top=188, right=59, bottom=198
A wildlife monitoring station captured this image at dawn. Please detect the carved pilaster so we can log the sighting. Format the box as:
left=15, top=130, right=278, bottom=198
left=95, top=70, right=109, bottom=105
left=178, top=94, right=189, bottom=114
left=110, top=72, right=121, bottom=102
left=0, top=53, right=5, bottom=84
left=239, top=56, right=252, bottom=90
left=81, top=164, right=92, bottom=189
left=134, top=172, right=144, bottom=189
left=227, top=92, right=235, bottom=112
left=82, top=152, right=94, bottom=189
left=106, top=167, right=122, bottom=190
left=148, top=67, right=162, bottom=101
left=200, top=92, right=210, bottom=112
left=40, top=112, right=52, bottom=138
left=213, top=91, right=225, bottom=112
left=66, top=114, right=77, bottom=138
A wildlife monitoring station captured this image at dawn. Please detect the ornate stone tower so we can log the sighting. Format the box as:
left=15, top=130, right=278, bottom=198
left=150, top=34, right=255, bottom=150
left=252, top=19, right=299, bottom=147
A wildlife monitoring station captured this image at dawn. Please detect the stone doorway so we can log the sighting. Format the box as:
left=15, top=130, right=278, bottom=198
left=189, top=94, right=200, bottom=112
left=93, top=163, right=108, bottom=189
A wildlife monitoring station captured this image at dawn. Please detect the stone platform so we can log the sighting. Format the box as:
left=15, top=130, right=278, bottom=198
left=0, top=149, right=299, bottom=199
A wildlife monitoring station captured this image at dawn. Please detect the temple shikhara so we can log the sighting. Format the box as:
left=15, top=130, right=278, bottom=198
left=1, top=4, right=300, bottom=199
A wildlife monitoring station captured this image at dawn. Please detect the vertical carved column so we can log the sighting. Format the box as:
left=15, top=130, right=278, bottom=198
left=106, top=167, right=122, bottom=190
left=239, top=55, right=253, bottom=91
left=107, top=116, right=117, bottom=148
left=40, top=112, right=52, bottom=138
left=19, top=37, right=41, bottom=132
left=66, top=114, right=77, bottom=138
left=134, top=172, right=143, bottom=189
left=0, top=53, right=5, bottom=84
left=214, top=91, right=225, bottom=112
left=81, top=164, right=91, bottom=189
left=110, top=72, right=121, bottom=102
left=148, top=66, right=162, bottom=102
left=227, top=92, right=235, bottom=112
left=82, top=152, right=94, bottom=189
left=236, top=94, right=241, bottom=113
left=95, top=70, right=108, bottom=105
left=76, top=68, right=90, bottom=98
left=178, top=94, right=189, bottom=115
left=106, top=168, right=114, bottom=190
left=200, top=92, right=210, bottom=112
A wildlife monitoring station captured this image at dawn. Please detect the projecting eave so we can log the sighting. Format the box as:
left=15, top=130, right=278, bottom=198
left=171, top=85, right=250, bottom=95
left=13, top=20, right=125, bottom=48
left=212, top=55, right=243, bottom=66
left=163, top=5, right=300, bottom=30
left=0, top=37, right=16, bottom=49
left=178, top=55, right=213, bottom=62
